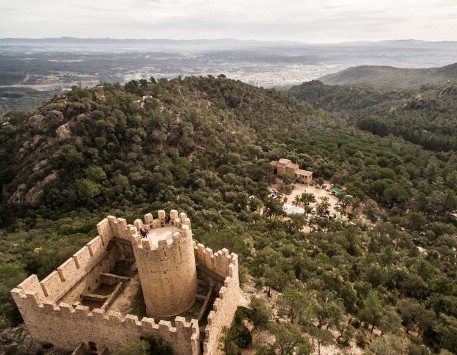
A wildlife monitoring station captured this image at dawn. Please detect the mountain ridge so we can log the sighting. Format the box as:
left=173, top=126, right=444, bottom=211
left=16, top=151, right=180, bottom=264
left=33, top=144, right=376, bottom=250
left=320, top=63, right=457, bottom=88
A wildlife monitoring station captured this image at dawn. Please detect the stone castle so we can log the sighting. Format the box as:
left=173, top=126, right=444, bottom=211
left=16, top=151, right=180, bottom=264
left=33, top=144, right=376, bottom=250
left=11, top=210, right=240, bottom=354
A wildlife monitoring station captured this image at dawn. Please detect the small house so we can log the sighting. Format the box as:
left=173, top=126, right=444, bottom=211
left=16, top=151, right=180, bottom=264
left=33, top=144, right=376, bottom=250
left=271, top=159, right=313, bottom=184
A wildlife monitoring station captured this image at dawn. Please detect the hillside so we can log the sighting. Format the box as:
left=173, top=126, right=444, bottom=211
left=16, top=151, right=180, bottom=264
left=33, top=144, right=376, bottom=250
left=1, top=76, right=457, bottom=354
left=289, top=80, right=413, bottom=111
left=0, top=76, right=332, bottom=218
left=290, top=80, right=457, bottom=152
left=320, top=63, right=457, bottom=88
left=0, top=88, right=58, bottom=117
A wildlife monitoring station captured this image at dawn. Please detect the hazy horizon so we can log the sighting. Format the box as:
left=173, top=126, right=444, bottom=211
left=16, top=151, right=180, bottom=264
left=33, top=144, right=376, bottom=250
left=1, top=0, right=457, bottom=43
left=1, top=37, right=456, bottom=44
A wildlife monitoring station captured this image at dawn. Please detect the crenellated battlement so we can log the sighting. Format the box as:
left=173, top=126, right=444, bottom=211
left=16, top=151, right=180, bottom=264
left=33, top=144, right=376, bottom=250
left=196, top=245, right=240, bottom=355
left=132, top=210, right=198, bottom=318
left=133, top=209, right=190, bottom=229
left=97, top=216, right=138, bottom=245
left=11, top=210, right=239, bottom=355
left=11, top=286, right=199, bottom=354
left=194, top=242, right=238, bottom=279
left=131, top=210, right=193, bottom=252
left=11, top=287, right=196, bottom=333
left=132, top=224, right=192, bottom=251
left=13, top=235, right=107, bottom=302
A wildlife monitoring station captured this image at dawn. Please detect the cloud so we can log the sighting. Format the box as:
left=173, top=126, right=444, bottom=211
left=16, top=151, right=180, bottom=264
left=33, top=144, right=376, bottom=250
left=0, top=0, right=456, bottom=41
left=0, top=7, right=18, bottom=12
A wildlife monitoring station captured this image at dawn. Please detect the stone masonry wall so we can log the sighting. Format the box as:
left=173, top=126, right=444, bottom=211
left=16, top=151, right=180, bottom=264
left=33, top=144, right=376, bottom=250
left=32, top=235, right=107, bottom=302
left=11, top=215, right=201, bottom=355
left=10, top=289, right=199, bottom=354
left=132, top=210, right=197, bottom=318
left=12, top=213, right=240, bottom=355
left=194, top=244, right=240, bottom=355
left=60, top=251, right=117, bottom=304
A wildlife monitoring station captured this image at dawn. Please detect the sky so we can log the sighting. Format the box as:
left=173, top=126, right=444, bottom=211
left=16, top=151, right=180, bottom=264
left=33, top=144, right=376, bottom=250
left=1, top=0, right=457, bottom=43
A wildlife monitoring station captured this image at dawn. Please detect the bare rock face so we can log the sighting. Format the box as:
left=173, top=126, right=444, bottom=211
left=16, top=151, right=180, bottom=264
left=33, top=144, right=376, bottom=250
left=0, top=325, right=44, bottom=355
left=56, top=122, right=72, bottom=140
left=94, top=91, right=106, bottom=103
left=8, top=171, right=59, bottom=204
left=27, top=114, right=46, bottom=131
left=24, top=171, right=59, bottom=204
left=32, top=159, right=49, bottom=173
left=18, top=135, right=43, bottom=158
left=46, top=110, right=65, bottom=124
left=27, top=110, right=65, bottom=132
left=8, top=183, right=27, bottom=204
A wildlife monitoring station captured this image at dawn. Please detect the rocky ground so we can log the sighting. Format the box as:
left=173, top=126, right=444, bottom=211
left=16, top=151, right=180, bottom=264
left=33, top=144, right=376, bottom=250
left=0, top=325, right=69, bottom=355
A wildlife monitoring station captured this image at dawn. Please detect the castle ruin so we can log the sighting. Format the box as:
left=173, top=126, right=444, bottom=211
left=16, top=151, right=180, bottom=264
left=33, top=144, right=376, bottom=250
left=11, top=210, right=240, bottom=354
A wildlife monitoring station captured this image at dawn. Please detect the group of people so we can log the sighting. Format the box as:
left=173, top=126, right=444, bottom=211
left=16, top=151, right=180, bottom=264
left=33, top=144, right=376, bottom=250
left=139, top=216, right=172, bottom=238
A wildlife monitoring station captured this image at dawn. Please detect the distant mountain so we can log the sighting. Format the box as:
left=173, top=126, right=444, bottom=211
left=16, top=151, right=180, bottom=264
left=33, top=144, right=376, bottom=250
left=0, top=37, right=306, bottom=51
left=320, top=63, right=457, bottom=88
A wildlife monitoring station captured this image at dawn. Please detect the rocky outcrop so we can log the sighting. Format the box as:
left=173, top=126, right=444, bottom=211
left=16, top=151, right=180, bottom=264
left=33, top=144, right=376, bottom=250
left=0, top=325, right=67, bottom=355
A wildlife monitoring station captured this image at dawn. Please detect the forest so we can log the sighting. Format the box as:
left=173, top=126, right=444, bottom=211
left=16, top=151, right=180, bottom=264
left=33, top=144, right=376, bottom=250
left=0, top=75, right=456, bottom=354
left=291, top=80, right=457, bottom=152
left=319, top=63, right=457, bottom=88
left=0, top=88, right=58, bottom=117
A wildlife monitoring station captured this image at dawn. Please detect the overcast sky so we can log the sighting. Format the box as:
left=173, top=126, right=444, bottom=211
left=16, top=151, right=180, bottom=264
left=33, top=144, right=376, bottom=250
left=1, top=0, right=456, bottom=42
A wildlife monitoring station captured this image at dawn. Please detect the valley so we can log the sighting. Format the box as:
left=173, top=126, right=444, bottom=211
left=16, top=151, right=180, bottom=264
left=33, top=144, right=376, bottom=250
left=2, top=39, right=457, bottom=117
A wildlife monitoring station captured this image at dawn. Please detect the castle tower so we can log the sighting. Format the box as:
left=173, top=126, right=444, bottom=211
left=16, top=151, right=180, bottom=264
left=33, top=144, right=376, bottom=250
left=132, top=210, right=197, bottom=318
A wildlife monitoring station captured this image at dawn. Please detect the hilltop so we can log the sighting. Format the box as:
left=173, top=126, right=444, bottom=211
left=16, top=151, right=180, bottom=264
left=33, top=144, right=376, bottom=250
left=320, top=63, right=457, bottom=88
left=0, top=76, right=330, bottom=215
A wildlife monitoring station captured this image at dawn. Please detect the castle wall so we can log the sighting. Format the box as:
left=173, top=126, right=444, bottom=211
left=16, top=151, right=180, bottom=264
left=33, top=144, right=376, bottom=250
left=10, top=290, right=199, bottom=355
left=18, top=236, right=107, bottom=302
left=60, top=251, right=117, bottom=304
left=12, top=213, right=240, bottom=355
left=40, top=271, right=63, bottom=299
left=87, top=236, right=104, bottom=257
left=96, top=218, right=114, bottom=245
left=194, top=244, right=240, bottom=355
left=16, top=275, right=45, bottom=303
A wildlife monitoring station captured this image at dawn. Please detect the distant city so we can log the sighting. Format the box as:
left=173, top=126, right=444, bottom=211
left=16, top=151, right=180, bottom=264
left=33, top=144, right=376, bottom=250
left=2, top=38, right=457, bottom=89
